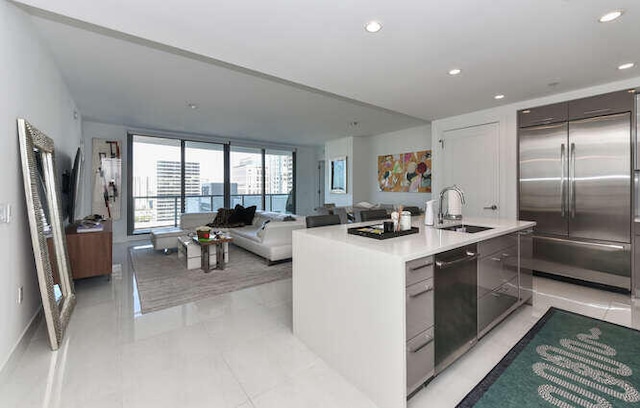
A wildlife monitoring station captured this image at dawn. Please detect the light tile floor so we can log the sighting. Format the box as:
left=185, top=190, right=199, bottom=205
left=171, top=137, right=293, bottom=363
left=1, top=240, right=639, bottom=408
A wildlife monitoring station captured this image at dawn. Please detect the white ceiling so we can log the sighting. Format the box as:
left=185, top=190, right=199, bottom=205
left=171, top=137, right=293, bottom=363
left=15, top=0, right=640, bottom=143
left=26, top=14, right=425, bottom=146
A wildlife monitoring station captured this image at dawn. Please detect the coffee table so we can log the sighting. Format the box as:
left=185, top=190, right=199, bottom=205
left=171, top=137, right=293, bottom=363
left=192, top=235, right=233, bottom=273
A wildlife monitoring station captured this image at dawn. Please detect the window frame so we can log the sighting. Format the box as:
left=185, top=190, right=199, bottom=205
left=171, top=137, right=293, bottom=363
left=127, top=133, right=296, bottom=235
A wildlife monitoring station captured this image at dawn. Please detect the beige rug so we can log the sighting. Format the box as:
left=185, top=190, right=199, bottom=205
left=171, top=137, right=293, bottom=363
left=130, top=244, right=291, bottom=314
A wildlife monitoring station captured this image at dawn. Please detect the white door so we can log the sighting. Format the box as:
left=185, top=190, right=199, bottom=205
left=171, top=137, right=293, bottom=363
left=440, top=122, right=500, bottom=218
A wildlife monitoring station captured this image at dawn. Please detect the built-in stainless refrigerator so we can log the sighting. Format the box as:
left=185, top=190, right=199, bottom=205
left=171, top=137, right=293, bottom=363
left=519, top=90, right=634, bottom=291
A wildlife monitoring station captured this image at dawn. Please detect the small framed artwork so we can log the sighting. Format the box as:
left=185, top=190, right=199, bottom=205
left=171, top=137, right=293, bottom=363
left=330, top=156, right=347, bottom=194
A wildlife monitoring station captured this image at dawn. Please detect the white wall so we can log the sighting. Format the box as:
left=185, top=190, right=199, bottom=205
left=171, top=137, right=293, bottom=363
left=295, top=145, right=323, bottom=216
left=80, top=121, right=128, bottom=240
left=432, top=76, right=640, bottom=220
left=324, top=126, right=432, bottom=209
left=324, top=137, right=353, bottom=207
left=0, top=0, right=81, bottom=371
left=363, top=125, right=432, bottom=207
left=351, top=136, right=371, bottom=205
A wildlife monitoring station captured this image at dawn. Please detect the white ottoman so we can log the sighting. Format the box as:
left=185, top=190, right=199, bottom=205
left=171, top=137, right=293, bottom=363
left=150, top=227, right=185, bottom=251
left=177, top=236, right=229, bottom=270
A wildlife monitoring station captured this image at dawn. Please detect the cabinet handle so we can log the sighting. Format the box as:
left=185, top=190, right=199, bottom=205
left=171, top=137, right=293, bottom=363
left=409, top=335, right=433, bottom=353
left=436, top=252, right=478, bottom=269
left=409, top=262, right=433, bottom=272
left=532, top=235, right=625, bottom=250
left=569, top=142, right=576, bottom=218
left=409, top=284, right=434, bottom=298
left=491, top=286, right=511, bottom=297
left=583, top=108, right=611, bottom=116
left=560, top=143, right=566, bottom=217
left=490, top=257, right=502, bottom=262
left=527, top=117, right=556, bottom=125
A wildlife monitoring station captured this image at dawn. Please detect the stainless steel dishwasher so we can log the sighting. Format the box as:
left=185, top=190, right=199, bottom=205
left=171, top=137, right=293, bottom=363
left=434, top=244, right=478, bottom=374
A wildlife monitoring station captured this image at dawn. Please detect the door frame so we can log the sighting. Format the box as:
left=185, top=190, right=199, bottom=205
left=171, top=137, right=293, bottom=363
left=432, top=117, right=508, bottom=218
left=317, top=160, right=325, bottom=207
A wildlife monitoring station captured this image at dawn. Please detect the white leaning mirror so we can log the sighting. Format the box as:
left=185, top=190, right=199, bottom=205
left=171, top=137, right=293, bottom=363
left=18, top=118, right=76, bottom=350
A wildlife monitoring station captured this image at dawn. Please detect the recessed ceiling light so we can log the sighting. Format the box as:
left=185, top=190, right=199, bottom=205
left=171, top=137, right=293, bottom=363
left=618, top=62, right=636, bottom=70
left=364, top=21, right=382, bottom=33
left=599, top=10, right=623, bottom=23
left=494, top=94, right=505, bottom=100
left=448, top=68, right=462, bottom=76
left=186, top=102, right=198, bottom=109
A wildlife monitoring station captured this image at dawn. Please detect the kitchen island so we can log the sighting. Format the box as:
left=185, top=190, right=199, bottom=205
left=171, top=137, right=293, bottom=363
left=292, top=217, right=535, bottom=408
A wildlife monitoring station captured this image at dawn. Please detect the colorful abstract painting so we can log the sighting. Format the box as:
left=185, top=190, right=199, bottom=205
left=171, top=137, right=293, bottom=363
left=377, top=150, right=431, bottom=192
left=91, top=139, right=122, bottom=220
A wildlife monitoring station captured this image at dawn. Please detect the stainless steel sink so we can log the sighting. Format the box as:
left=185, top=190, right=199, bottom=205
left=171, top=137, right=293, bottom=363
left=439, top=224, right=493, bottom=233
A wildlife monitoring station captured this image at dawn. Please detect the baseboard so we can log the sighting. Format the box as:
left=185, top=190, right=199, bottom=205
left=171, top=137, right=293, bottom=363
left=0, top=306, right=43, bottom=383
left=532, top=270, right=630, bottom=294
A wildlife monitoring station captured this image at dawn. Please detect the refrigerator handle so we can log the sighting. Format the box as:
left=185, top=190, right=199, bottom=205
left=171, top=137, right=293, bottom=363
left=570, top=142, right=576, bottom=218
left=560, top=143, right=566, bottom=217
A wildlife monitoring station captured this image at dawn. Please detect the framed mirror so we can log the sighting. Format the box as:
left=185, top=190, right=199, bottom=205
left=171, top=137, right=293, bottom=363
left=18, top=118, right=76, bottom=350
left=330, top=156, right=347, bottom=194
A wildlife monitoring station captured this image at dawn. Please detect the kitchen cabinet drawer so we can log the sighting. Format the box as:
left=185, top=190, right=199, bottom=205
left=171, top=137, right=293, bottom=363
left=518, top=102, right=568, bottom=128
left=406, top=326, right=435, bottom=395
left=568, top=90, right=634, bottom=121
left=478, top=278, right=519, bottom=334
left=406, top=278, right=434, bottom=340
left=478, top=245, right=518, bottom=298
left=478, top=234, right=516, bottom=258
left=406, top=256, right=434, bottom=286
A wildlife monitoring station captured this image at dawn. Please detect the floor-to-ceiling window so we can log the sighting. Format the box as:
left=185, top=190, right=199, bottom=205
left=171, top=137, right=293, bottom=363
left=129, top=134, right=295, bottom=234
left=184, top=141, right=225, bottom=214
left=230, top=146, right=264, bottom=210
left=265, top=149, right=294, bottom=212
left=130, top=135, right=182, bottom=232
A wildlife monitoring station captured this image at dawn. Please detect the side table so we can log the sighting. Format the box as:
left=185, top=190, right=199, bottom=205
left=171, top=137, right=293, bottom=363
left=192, top=235, right=233, bottom=272
left=64, top=219, right=113, bottom=279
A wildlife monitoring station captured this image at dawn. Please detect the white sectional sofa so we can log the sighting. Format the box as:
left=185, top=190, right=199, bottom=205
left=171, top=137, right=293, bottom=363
left=150, top=211, right=306, bottom=264
left=231, top=212, right=306, bottom=264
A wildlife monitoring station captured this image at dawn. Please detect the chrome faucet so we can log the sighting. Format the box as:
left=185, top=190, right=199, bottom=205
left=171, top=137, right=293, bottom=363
left=438, top=185, right=465, bottom=224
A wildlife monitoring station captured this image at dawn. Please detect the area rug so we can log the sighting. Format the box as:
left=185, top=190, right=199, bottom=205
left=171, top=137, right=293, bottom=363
left=130, top=244, right=291, bottom=314
left=458, top=307, right=640, bottom=407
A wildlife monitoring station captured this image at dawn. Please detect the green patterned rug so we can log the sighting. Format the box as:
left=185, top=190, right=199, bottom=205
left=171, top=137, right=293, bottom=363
left=458, top=307, right=640, bottom=407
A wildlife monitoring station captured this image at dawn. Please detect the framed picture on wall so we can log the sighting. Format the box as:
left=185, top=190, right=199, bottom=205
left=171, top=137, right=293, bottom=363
left=331, top=156, right=347, bottom=194
left=377, top=150, right=431, bottom=193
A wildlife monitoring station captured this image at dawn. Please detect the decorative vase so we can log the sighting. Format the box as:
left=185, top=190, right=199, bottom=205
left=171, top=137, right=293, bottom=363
left=196, top=226, right=212, bottom=240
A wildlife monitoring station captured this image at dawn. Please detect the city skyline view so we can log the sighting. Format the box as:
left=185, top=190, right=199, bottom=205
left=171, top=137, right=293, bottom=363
left=131, top=135, right=294, bottom=230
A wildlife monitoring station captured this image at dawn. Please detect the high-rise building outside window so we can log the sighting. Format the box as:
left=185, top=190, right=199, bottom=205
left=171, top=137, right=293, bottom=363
left=265, top=150, right=294, bottom=212
left=129, top=134, right=295, bottom=234
left=131, top=135, right=181, bottom=231
left=230, top=146, right=263, bottom=210
left=184, top=141, right=224, bottom=213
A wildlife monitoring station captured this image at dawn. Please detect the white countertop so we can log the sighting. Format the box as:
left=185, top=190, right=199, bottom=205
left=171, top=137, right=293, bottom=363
left=293, top=216, right=536, bottom=262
